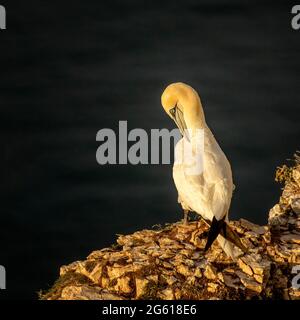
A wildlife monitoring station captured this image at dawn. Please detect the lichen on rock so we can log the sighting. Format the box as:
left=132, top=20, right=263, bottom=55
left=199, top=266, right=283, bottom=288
left=40, top=152, right=300, bottom=300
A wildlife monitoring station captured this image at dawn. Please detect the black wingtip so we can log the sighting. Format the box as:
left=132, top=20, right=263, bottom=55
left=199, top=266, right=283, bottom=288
left=204, top=216, right=225, bottom=252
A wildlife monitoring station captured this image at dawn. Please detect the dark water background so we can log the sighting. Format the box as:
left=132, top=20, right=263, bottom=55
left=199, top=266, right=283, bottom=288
left=0, top=0, right=299, bottom=299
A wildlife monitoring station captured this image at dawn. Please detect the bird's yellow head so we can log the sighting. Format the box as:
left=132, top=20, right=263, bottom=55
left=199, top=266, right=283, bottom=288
left=161, top=82, right=206, bottom=139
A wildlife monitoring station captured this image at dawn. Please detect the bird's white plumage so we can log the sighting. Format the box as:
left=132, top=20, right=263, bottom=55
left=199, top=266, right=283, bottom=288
left=173, top=126, right=233, bottom=222
left=173, top=127, right=241, bottom=259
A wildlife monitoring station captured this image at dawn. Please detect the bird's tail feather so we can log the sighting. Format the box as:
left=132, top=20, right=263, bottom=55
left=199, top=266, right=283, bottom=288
left=220, top=222, right=248, bottom=254
left=202, top=217, right=247, bottom=260
left=217, top=234, right=244, bottom=261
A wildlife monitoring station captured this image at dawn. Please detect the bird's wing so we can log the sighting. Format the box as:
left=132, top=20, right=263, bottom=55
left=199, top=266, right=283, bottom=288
left=173, top=131, right=233, bottom=221
left=173, top=159, right=217, bottom=221
left=183, top=171, right=230, bottom=221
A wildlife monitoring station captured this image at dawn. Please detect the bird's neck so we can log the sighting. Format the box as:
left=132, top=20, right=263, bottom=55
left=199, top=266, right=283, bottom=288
left=185, top=117, right=207, bottom=139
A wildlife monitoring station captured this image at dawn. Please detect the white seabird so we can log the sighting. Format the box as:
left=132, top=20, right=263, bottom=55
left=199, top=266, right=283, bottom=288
left=161, top=82, right=246, bottom=260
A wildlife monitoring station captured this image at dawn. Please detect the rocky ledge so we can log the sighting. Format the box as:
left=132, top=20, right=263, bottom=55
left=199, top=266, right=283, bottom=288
left=40, top=153, right=300, bottom=300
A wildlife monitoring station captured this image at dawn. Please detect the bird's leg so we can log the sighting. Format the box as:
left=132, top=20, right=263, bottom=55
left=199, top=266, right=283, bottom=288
left=183, top=209, right=189, bottom=225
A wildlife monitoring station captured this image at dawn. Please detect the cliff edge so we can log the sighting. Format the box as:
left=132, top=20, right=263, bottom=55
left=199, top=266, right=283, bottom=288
left=40, top=153, right=300, bottom=300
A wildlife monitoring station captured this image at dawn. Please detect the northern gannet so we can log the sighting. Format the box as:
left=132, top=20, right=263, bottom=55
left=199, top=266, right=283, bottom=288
left=161, top=82, right=246, bottom=260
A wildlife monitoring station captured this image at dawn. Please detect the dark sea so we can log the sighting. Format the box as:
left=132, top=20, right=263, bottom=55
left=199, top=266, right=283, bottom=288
left=0, top=0, right=299, bottom=299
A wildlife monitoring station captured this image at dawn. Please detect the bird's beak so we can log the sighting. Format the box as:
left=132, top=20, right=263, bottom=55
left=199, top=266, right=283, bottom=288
left=170, top=105, right=190, bottom=142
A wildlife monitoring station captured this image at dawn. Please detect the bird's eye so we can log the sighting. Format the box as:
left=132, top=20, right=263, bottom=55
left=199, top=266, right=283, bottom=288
left=170, top=107, right=176, bottom=116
